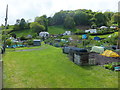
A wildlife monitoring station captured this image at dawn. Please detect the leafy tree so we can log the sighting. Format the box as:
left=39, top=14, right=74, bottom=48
left=16, top=19, right=20, bottom=25
left=52, top=10, right=66, bottom=25
left=104, top=12, right=114, bottom=26
left=35, top=15, right=48, bottom=31
left=112, top=12, right=120, bottom=25
left=64, top=15, right=75, bottom=29
left=74, top=11, right=89, bottom=25
left=30, top=22, right=45, bottom=34
left=6, top=39, right=12, bottom=46
left=48, top=17, right=53, bottom=26
left=19, top=18, right=26, bottom=29
left=94, top=12, right=107, bottom=27
left=1, top=24, right=4, bottom=29
left=104, top=12, right=114, bottom=21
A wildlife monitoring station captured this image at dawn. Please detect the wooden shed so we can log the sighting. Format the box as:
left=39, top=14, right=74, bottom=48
left=33, top=40, right=41, bottom=46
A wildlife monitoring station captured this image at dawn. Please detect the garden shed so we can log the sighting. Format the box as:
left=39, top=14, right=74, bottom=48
left=69, top=47, right=88, bottom=65
left=33, top=40, right=41, bottom=46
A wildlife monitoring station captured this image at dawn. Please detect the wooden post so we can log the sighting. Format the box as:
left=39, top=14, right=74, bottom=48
left=3, top=4, right=8, bottom=54
left=117, top=2, right=120, bottom=55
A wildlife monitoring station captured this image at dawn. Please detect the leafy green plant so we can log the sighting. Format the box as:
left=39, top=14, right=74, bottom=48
left=6, top=39, right=12, bottom=46
left=27, top=40, right=33, bottom=45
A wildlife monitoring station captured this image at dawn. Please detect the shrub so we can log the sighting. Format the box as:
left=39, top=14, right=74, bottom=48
left=75, top=29, right=85, bottom=33
left=27, top=40, right=33, bottom=45
left=62, top=35, right=70, bottom=39
left=20, top=36, right=28, bottom=40
left=6, top=39, right=12, bottom=46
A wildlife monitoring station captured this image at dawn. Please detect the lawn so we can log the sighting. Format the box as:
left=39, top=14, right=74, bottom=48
left=11, top=25, right=66, bottom=37
left=11, top=29, right=35, bottom=37
left=48, top=25, right=65, bottom=34
left=3, top=43, right=119, bottom=88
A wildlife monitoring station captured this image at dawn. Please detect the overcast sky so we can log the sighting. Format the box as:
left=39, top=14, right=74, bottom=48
left=0, top=0, right=119, bottom=25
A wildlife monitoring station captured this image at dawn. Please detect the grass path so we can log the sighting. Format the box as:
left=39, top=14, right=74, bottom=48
left=3, top=44, right=119, bottom=88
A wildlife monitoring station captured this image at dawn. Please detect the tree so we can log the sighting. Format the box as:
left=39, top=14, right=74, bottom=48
left=35, top=15, right=48, bottom=31
left=74, top=11, right=89, bottom=25
left=19, top=18, right=26, bottom=29
left=94, top=12, right=107, bottom=27
left=64, top=15, right=75, bottom=29
left=104, top=12, right=114, bottom=26
left=30, top=22, right=45, bottom=34
left=112, top=12, right=120, bottom=25
left=52, top=11, right=66, bottom=25
left=16, top=19, right=20, bottom=25
left=1, top=24, right=4, bottom=29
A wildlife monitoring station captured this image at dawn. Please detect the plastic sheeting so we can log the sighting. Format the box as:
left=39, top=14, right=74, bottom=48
left=101, top=50, right=120, bottom=57
left=91, top=46, right=105, bottom=54
left=82, top=34, right=87, bottom=39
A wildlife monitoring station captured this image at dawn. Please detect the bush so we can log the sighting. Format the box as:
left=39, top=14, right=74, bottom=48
left=62, top=35, right=70, bottom=39
left=6, top=39, right=12, bottom=46
left=20, top=36, right=28, bottom=40
left=75, top=29, right=85, bottom=33
left=105, top=33, right=118, bottom=45
left=104, top=62, right=120, bottom=70
left=27, top=40, right=33, bottom=45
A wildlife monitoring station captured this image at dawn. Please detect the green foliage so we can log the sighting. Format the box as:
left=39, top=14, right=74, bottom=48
left=94, top=12, right=107, bottom=27
left=64, top=15, right=75, bottom=29
left=104, top=62, right=120, bottom=70
left=27, top=40, right=33, bottom=45
left=105, top=33, right=118, bottom=45
left=13, top=18, right=30, bottom=30
left=30, top=22, right=45, bottom=34
left=20, top=36, right=27, bottom=40
left=74, top=11, right=90, bottom=25
left=61, top=35, right=70, bottom=39
left=6, top=39, right=12, bottom=46
left=19, top=18, right=26, bottom=29
left=35, top=15, right=48, bottom=31
left=75, top=29, right=85, bottom=33
left=112, top=12, right=120, bottom=24
left=13, top=24, right=20, bottom=30
left=52, top=11, right=66, bottom=25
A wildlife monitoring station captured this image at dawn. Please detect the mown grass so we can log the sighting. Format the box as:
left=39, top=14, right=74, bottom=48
left=48, top=25, right=65, bottom=34
left=11, top=25, right=66, bottom=37
left=11, top=29, right=35, bottom=37
left=3, top=43, right=118, bottom=88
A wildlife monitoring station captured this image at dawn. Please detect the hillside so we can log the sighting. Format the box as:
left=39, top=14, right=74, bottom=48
left=10, top=25, right=66, bottom=37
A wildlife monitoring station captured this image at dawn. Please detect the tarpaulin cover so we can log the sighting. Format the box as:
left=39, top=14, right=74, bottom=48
left=94, top=37, right=101, bottom=40
left=82, top=34, right=87, bottom=39
left=91, top=46, right=104, bottom=54
left=101, top=50, right=120, bottom=57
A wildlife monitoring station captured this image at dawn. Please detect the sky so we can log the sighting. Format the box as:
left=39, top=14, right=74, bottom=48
left=0, top=0, right=119, bottom=25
